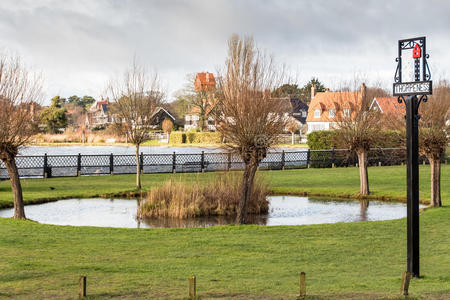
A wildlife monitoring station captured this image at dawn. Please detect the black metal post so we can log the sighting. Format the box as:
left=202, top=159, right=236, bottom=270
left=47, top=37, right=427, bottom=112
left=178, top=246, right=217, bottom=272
left=77, top=153, right=81, bottom=177
left=172, top=152, right=176, bottom=174
left=109, top=153, right=114, bottom=175
left=281, top=150, right=285, bottom=170
left=331, top=147, right=335, bottom=168
left=306, top=149, right=310, bottom=168
left=201, top=151, right=205, bottom=172
left=227, top=152, right=232, bottom=171
left=140, top=152, right=144, bottom=174
left=43, top=153, right=48, bottom=178
left=405, top=95, right=420, bottom=278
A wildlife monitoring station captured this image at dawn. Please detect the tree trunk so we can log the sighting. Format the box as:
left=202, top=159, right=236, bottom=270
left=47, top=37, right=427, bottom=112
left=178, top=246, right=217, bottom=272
left=135, top=144, right=141, bottom=190
left=237, top=162, right=258, bottom=224
left=3, top=155, right=26, bottom=219
left=291, top=132, right=294, bottom=145
left=429, top=158, right=442, bottom=207
left=357, top=150, right=370, bottom=195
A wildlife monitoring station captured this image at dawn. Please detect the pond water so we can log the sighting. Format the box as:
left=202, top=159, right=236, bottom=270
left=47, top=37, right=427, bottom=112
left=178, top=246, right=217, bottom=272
left=0, top=196, right=422, bottom=228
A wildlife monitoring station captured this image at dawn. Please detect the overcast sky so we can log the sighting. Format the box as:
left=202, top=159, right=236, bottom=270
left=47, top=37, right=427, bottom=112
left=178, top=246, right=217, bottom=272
left=1, top=0, right=449, bottom=104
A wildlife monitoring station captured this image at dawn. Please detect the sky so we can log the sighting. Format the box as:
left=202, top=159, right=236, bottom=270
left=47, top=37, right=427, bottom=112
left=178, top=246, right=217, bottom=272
left=1, top=0, right=449, bottom=104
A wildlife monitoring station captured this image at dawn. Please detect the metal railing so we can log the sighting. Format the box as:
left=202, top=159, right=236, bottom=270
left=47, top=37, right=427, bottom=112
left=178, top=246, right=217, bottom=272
left=0, top=148, right=443, bottom=179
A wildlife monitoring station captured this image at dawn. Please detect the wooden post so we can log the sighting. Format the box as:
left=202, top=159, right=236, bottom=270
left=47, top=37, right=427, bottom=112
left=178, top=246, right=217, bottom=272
left=78, top=276, right=87, bottom=298
left=401, top=271, right=411, bottom=296
left=77, top=153, right=81, bottom=177
left=189, top=275, right=196, bottom=299
left=299, top=272, right=306, bottom=299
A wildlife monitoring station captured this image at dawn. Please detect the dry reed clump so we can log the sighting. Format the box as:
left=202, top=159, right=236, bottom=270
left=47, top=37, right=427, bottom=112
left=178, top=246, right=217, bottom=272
left=138, top=173, right=269, bottom=219
left=32, top=130, right=125, bottom=144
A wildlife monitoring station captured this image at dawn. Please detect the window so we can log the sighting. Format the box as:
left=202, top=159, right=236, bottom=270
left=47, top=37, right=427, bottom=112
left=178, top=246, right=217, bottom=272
left=314, top=109, right=321, bottom=118
left=343, top=108, right=350, bottom=117
left=329, top=109, right=335, bottom=118
left=302, top=111, right=307, bottom=117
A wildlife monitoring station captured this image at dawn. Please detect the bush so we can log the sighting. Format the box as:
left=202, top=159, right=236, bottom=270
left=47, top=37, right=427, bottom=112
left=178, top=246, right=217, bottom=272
left=138, top=172, right=269, bottom=219
left=307, top=130, right=338, bottom=150
left=168, top=131, right=222, bottom=144
left=168, top=131, right=185, bottom=144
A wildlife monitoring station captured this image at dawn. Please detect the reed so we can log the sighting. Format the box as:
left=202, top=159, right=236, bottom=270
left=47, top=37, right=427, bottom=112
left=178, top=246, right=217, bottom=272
left=138, top=173, right=269, bottom=219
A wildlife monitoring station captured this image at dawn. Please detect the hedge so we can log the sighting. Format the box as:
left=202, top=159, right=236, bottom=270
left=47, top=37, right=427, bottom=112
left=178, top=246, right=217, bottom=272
left=169, top=131, right=222, bottom=144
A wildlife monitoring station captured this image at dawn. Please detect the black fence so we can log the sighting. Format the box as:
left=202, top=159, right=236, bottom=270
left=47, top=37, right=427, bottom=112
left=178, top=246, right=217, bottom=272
left=0, top=148, right=444, bottom=179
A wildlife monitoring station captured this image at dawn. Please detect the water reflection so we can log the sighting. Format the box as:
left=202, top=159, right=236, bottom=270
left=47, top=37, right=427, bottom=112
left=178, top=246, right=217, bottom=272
left=0, top=196, right=422, bottom=228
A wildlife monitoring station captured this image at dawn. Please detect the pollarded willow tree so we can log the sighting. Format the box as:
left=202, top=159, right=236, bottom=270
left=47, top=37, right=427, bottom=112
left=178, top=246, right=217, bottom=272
left=333, top=82, right=386, bottom=195
left=215, top=34, right=288, bottom=224
left=418, top=81, right=450, bottom=207
left=107, top=61, right=165, bottom=189
left=0, top=54, right=42, bottom=219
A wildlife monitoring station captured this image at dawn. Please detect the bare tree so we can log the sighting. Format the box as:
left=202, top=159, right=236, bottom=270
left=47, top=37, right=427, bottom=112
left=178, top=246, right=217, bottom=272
left=286, top=118, right=300, bottom=145
left=333, top=82, right=385, bottom=195
left=419, top=81, right=450, bottom=207
left=0, top=54, right=42, bottom=219
left=215, top=34, right=288, bottom=224
left=107, top=61, right=164, bottom=189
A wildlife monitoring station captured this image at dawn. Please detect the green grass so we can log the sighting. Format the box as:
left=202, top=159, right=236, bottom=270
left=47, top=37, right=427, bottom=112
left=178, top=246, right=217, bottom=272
left=0, top=165, right=449, bottom=299
left=1, top=165, right=448, bottom=208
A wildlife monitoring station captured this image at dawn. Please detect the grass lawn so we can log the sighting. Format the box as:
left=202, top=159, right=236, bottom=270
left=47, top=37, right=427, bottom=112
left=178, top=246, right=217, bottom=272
left=0, top=165, right=449, bottom=299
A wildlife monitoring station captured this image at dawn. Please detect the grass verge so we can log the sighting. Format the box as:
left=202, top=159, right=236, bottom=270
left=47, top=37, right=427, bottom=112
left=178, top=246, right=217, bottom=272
left=0, top=165, right=448, bottom=299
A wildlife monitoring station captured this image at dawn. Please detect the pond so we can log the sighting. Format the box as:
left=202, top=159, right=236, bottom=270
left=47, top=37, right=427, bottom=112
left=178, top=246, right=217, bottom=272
left=0, top=196, right=423, bottom=228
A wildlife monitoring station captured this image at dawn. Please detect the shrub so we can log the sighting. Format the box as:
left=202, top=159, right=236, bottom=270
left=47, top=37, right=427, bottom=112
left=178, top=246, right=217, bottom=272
left=307, top=130, right=338, bottom=150
left=168, top=131, right=185, bottom=144
left=137, top=172, right=269, bottom=219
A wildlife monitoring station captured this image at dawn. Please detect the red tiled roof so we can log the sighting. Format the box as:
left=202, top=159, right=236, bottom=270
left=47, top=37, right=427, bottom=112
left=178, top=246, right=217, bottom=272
left=194, top=72, right=216, bottom=92
left=306, top=91, right=362, bottom=122
left=371, top=97, right=405, bottom=115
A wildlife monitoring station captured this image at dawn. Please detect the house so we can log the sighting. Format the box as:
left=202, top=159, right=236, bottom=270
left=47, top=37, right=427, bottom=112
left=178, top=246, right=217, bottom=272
left=185, top=72, right=217, bottom=131
left=149, top=107, right=176, bottom=129
left=86, top=99, right=111, bottom=129
left=369, top=97, right=405, bottom=116
left=289, top=98, right=309, bottom=126
left=306, top=83, right=366, bottom=133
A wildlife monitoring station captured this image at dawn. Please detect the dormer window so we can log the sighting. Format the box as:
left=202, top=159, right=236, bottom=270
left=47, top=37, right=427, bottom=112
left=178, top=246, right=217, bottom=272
left=314, top=109, right=321, bottom=118
left=302, top=111, right=307, bottom=117
left=343, top=108, right=350, bottom=117
left=329, top=109, right=335, bottom=118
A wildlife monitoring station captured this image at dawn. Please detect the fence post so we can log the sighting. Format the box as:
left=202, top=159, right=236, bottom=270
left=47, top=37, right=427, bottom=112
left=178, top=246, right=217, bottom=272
left=43, top=153, right=48, bottom=178
left=78, top=275, right=87, bottom=298
left=401, top=271, right=411, bottom=296
left=331, top=147, right=335, bottom=168
left=227, top=152, right=232, bottom=171
left=189, top=275, right=196, bottom=299
left=109, top=153, right=114, bottom=175
left=281, top=150, right=285, bottom=170
left=172, top=152, right=176, bottom=174
left=306, top=149, right=311, bottom=168
left=201, top=151, right=205, bottom=172
left=299, top=272, right=306, bottom=299
left=77, top=153, right=81, bottom=176
left=140, top=152, right=144, bottom=174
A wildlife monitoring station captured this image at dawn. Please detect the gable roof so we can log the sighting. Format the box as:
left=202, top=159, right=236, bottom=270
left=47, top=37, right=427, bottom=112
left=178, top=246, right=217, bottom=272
left=306, top=90, right=362, bottom=122
left=289, top=98, right=309, bottom=124
left=194, top=72, right=216, bottom=92
left=370, top=97, right=404, bottom=115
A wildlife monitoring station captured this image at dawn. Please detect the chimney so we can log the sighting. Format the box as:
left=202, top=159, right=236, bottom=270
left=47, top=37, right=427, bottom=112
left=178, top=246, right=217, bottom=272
left=311, top=84, right=316, bottom=99
left=360, top=83, right=366, bottom=101
left=326, top=88, right=330, bottom=92
left=206, top=72, right=209, bottom=82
